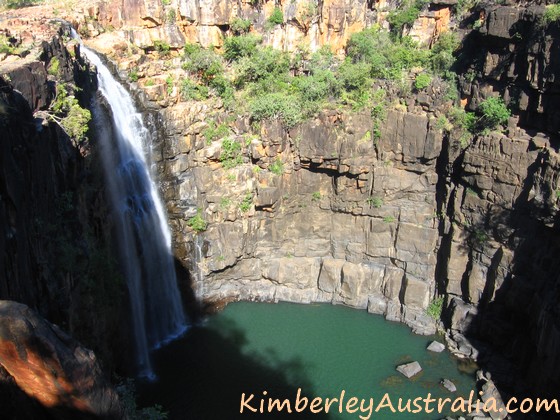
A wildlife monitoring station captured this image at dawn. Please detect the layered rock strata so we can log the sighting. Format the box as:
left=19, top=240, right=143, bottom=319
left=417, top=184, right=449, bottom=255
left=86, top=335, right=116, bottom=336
left=146, top=1, right=560, bottom=399
left=2, top=0, right=560, bottom=406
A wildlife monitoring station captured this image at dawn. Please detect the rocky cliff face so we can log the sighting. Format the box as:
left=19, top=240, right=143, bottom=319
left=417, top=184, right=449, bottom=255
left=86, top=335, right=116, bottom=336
left=1, top=19, right=131, bottom=415
left=2, top=0, right=560, bottom=408
left=64, top=0, right=453, bottom=54
left=158, top=104, right=444, bottom=338
left=138, top=0, right=559, bottom=400
left=439, top=1, right=560, bottom=396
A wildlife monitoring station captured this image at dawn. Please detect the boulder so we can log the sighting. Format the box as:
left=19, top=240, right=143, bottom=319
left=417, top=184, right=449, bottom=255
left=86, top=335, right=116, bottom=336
left=480, top=375, right=507, bottom=420
left=441, top=378, right=457, bottom=392
left=427, top=340, right=446, bottom=353
left=396, top=361, right=422, bottom=378
left=0, top=301, right=122, bottom=419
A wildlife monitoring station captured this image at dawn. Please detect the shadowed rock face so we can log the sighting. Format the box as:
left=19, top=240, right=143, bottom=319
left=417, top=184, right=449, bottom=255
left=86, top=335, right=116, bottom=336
left=141, top=1, right=560, bottom=399
left=0, top=301, right=122, bottom=419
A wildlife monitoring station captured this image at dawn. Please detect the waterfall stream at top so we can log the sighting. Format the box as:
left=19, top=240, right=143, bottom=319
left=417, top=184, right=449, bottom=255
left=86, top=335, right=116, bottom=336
left=77, top=35, right=187, bottom=379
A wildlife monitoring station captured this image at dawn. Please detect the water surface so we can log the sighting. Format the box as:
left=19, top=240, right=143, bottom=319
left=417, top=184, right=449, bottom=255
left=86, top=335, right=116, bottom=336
left=140, top=301, right=476, bottom=419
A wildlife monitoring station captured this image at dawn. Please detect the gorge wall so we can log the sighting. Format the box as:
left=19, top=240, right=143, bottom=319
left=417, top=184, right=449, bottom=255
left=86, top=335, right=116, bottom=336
left=128, top=0, right=558, bottom=400
left=1, top=19, right=133, bottom=416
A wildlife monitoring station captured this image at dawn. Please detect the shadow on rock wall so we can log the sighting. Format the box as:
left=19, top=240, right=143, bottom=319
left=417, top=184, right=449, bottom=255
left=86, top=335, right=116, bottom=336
left=442, top=147, right=560, bottom=417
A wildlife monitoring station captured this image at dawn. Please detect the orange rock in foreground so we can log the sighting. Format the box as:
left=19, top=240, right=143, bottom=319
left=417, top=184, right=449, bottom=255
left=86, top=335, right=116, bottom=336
left=0, top=301, right=122, bottom=419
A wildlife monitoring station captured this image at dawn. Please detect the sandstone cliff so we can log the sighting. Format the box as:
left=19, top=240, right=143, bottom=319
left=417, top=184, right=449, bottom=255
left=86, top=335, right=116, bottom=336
left=127, top=0, right=558, bottom=400
left=2, top=0, right=560, bottom=408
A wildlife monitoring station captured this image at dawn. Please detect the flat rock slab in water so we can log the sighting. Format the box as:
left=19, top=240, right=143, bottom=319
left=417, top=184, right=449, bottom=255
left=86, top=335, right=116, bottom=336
left=396, top=361, right=422, bottom=378
left=441, top=378, right=457, bottom=392
left=427, top=340, right=445, bottom=352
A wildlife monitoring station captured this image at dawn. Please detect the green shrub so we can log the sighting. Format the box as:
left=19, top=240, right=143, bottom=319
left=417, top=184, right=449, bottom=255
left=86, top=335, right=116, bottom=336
left=49, top=84, right=91, bottom=143
left=309, top=45, right=337, bottom=71
left=60, top=100, right=91, bottom=142
left=268, top=7, right=284, bottom=25
left=231, top=17, right=252, bottom=34
left=414, top=73, right=431, bottom=90
left=347, top=26, right=386, bottom=61
left=223, top=34, right=261, bottom=61
left=129, top=70, right=139, bottom=82
left=3, top=0, right=41, bottom=9
left=477, top=97, right=510, bottom=130
left=426, top=296, right=444, bottom=320
left=187, top=211, right=207, bottom=232
left=239, top=193, right=253, bottom=212
left=182, top=44, right=224, bottom=83
left=312, top=191, right=321, bottom=201
left=367, top=197, right=383, bottom=208
left=543, top=4, right=560, bottom=24
left=180, top=79, right=209, bottom=101
left=234, top=47, right=290, bottom=87
left=429, top=32, right=459, bottom=74
left=435, top=115, right=453, bottom=132
left=389, top=36, right=429, bottom=71
left=220, top=197, right=232, bottom=209
left=472, top=229, right=489, bottom=246
left=387, top=6, right=420, bottom=35
left=165, top=75, right=174, bottom=95
left=48, top=57, right=60, bottom=77
left=249, top=93, right=302, bottom=128
left=338, top=60, right=372, bottom=92
left=166, top=9, right=176, bottom=24
left=208, top=75, right=234, bottom=105
left=383, top=215, right=396, bottom=223
left=220, top=137, right=243, bottom=168
left=153, top=40, right=171, bottom=56
left=345, top=28, right=427, bottom=79
left=387, top=0, right=428, bottom=36
left=269, top=159, right=284, bottom=175
left=0, top=35, right=16, bottom=55
left=203, top=121, right=230, bottom=143
left=448, top=106, right=476, bottom=133
left=293, top=69, right=339, bottom=106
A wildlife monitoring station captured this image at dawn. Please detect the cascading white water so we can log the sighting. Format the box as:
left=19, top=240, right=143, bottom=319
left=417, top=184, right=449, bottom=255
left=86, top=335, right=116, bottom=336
left=79, top=42, right=187, bottom=378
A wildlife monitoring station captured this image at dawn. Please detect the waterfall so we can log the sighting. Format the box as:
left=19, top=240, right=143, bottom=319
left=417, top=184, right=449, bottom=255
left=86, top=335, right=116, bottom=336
left=79, top=43, right=187, bottom=379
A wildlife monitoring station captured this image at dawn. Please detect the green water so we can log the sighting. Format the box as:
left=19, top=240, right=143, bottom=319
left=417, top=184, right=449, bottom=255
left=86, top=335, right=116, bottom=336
left=140, top=302, right=477, bottom=419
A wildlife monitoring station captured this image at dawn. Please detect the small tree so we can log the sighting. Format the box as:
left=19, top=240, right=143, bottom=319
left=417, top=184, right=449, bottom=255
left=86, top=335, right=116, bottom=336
left=477, top=97, right=510, bottom=130
left=427, top=296, right=444, bottom=320
left=268, top=7, right=284, bottom=25
left=543, top=4, right=560, bottom=25
left=414, top=73, right=431, bottom=90
left=231, top=17, right=252, bottom=35
left=187, top=211, right=207, bottom=233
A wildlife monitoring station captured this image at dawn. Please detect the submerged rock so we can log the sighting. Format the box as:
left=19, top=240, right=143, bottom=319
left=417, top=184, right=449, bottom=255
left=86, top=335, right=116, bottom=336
left=0, top=301, right=122, bottom=419
left=396, top=361, right=422, bottom=378
left=427, top=340, right=445, bottom=353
